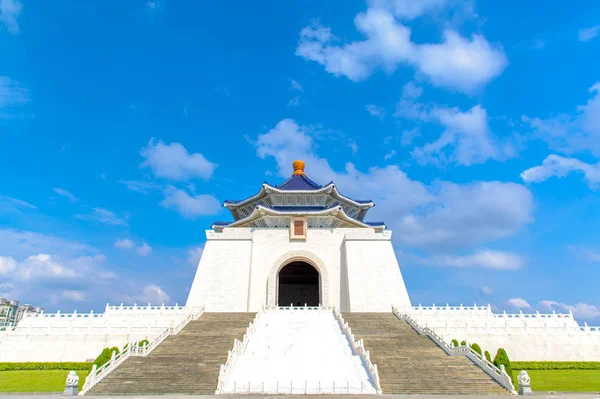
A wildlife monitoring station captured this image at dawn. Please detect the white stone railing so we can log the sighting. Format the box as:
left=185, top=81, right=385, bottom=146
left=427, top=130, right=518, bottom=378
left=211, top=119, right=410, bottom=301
left=215, top=309, right=263, bottom=394
left=333, top=307, right=382, bottom=394
left=24, top=303, right=191, bottom=319
left=392, top=306, right=516, bottom=395
left=264, top=304, right=334, bottom=311
left=223, top=380, right=375, bottom=394
left=79, top=306, right=205, bottom=396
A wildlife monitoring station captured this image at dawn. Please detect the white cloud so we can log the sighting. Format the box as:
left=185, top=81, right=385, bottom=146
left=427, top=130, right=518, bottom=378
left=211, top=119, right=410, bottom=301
left=52, top=188, right=78, bottom=203
left=0, top=229, right=116, bottom=309
left=367, top=0, right=449, bottom=20
left=0, top=76, right=28, bottom=112
left=160, top=186, right=221, bottom=218
left=396, top=91, right=514, bottom=166
left=401, top=81, right=423, bottom=99
left=520, top=154, right=600, bottom=189
left=0, top=194, right=37, bottom=211
left=140, top=139, right=217, bottom=181
left=524, top=82, right=600, bottom=156
left=416, top=249, right=524, bottom=270
left=55, top=290, right=86, bottom=302
left=0, top=0, right=21, bottom=34
left=384, top=149, right=396, bottom=160
left=290, top=79, right=303, bottom=92
left=578, top=25, right=599, bottom=42
left=114, top=238, right=135, bottom=249
left=396, top=181, right=533, bottom=250
left=366, top=104, right=385, bottom=119
left=539, top=300, right=600, bottom=320
left=145, top=1, right=163, bottom=15
left=137, top=285, right=170, bottom=304
left=136, top=242, right=152, bottom=257
left=507, top=297, right=531, bottom=309
left=255, top=119, right=533, bottom=251
left=296, top=8, right=506, bottom=93
left=417, top=30, right=507, bottom=93
left=480, top=286, right=493, bottom=296
left=119, top=180, right=161, bottom=195
left=0, top=255, right=16, bottom=274
left=567, top=245, right=600, bottom=262
left=187, top=246, right=204, bottom=266
left=401, top=127, right=420, bottom=146
left=287, top=96, right=302, bottom=107
left=75, top=207, right=128, bottom=226
left=7, top=253, right=108, bottom=281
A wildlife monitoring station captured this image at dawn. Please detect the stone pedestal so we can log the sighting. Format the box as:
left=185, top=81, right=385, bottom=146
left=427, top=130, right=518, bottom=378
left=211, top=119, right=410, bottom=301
left=518, top=384, right=533, bottom=395
left=63, top=371, right=80, bottom=396
left=62, top=385, right=78, bottom=396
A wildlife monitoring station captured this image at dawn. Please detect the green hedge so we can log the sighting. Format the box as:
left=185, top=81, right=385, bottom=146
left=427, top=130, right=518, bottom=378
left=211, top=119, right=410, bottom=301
left=0, top=362, right=93, bottom=371
left=512, top=362, right=600, bottom=370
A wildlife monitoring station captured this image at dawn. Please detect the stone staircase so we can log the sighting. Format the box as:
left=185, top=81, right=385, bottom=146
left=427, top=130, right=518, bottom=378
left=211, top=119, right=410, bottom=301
left=342, top=313, right=510, bottom=395
left=88, top=312, right=256, bottom=395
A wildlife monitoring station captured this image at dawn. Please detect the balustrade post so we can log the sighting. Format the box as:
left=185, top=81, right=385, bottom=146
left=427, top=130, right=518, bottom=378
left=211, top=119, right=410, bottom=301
left=90, top=364, right=97, bottom=384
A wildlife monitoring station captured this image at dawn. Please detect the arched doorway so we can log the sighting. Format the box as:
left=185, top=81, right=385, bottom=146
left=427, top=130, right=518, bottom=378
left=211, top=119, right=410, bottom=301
left=277, top=261, right=320, bottom=306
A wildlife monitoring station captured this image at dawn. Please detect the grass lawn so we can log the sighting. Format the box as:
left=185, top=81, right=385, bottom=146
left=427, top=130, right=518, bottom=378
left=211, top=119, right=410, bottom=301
left=512, top=369, right=600, bottom=392
left=0, top=370, right=90, bottom=392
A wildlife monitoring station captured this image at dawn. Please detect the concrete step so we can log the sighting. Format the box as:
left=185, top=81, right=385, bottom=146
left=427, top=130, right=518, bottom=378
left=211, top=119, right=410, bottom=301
left=88, top=312, right=256, bottom=395
left=342, top=312, right=509, bottom=395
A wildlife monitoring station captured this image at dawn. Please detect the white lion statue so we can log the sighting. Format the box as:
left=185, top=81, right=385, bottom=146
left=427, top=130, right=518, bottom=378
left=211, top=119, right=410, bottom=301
left=517, top=370, right=531, bottom=386
left=65, top=371, right=79, bottom=387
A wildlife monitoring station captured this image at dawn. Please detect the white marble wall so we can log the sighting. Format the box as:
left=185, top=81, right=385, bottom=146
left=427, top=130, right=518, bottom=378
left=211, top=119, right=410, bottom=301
left=185, top=227, right=412, bottom=312
left=405, top=305, right=600, bottom=361
left=0, top=305, right=194, bottom=362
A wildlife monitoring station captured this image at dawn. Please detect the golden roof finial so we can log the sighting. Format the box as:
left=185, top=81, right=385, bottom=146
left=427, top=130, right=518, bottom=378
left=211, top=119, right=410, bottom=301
left=293, top=159, right=305, bottom=175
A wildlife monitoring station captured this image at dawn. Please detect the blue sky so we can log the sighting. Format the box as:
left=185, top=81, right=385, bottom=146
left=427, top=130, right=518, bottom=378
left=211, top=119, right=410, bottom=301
left=1, top=0, right=600, bottom=322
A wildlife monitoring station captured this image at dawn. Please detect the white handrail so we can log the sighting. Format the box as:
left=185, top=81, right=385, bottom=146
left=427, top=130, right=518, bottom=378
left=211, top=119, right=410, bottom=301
left=333, top=307, right=382, bottom=394
left=215, top=309, right=263, bottom=394
left=78, top=306, right=205, bottom=395
left=392, top=306, right=517, bottom=395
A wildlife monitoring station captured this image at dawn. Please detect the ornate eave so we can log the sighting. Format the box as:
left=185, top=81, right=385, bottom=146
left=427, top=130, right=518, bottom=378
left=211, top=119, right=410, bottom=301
left=212, top=204, right=385, bottom=232
left=224, top=183, right=374, bottom=220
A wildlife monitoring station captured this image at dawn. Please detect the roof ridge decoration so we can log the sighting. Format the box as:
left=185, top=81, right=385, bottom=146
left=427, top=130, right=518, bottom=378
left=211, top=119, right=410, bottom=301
left=216, top=160, right=384, bottom=230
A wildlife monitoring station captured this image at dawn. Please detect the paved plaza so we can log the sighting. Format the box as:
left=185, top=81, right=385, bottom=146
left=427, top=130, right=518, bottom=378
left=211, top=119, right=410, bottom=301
left=1, top=394, right=600, bottom=399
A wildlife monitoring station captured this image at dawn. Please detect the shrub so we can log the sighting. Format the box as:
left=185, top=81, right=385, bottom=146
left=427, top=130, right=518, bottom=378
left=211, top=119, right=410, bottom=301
left=470, top=343, right=482, bottom=356
left=460, top=340, right=467, bottom=346
left=511, top=361, right=600, bottom=370
left=451, top=339, right=459, bottom=347
left=493, top=348, right=512, bottom=378
left=0, top=362, right=92, bottom=371
left=92, top=346, right=120, bottom=368
left=484, top=350, right=492, bottom=363
left=138, top=339, right=149, bottom=347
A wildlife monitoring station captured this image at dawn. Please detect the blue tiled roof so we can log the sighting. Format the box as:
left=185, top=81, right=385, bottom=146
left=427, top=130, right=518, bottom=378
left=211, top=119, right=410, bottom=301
left=275, top=174, right=323, bottom=190
left=364, top=221, right=385, bottom=226
left=211, top=221, right=231, bottom=226
left=223, top=177, right=374, bottom=207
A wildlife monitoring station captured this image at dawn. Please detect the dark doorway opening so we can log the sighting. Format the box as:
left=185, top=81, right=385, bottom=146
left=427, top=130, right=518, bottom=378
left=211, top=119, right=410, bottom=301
left=277, top=261, right=320, bottom=306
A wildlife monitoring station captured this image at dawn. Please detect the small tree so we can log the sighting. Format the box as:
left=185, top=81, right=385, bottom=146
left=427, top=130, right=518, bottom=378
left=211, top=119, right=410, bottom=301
left=470, top=343, right=482, bottom=356
left=92, top=348, right=112, bottom=368
left=451, top=339, right=459, bottom=347
left=484, top=350, right=492, bottom=363
left=493, top=348, right=513, bottom=378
